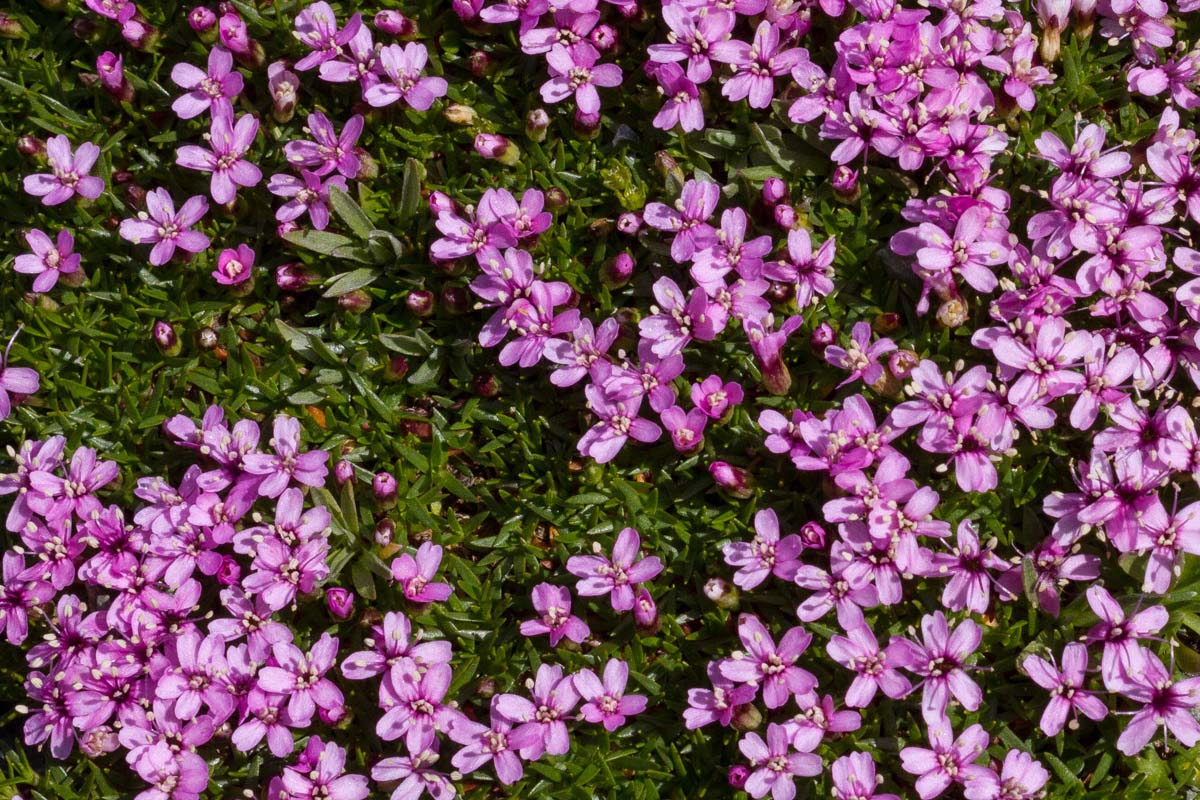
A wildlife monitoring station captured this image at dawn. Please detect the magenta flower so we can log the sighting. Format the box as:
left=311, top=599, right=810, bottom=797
left=745, top=314, right=803, bottom=395
left=0, top=332, right=40, bottom=424
left=930, top=520, right=1014, bottom=613
left=284, top=112, right=364, bottom=178
left=1110, top=650, right=1200, bottom=755
left=566, top=527, right=663, bottom=612
left=722, top=508, right=803, bottom=590
left=576, top=384, right=662, bottom=464
left=575, top=658, right=647, bottom=731
left=364, top=43, right=447, bottom=110
left=648, top=5, right=734, bottom=83
left=832, top=752, right=899, bottom=800
left=15, top=229, right=81, bottom=293
left=1022, top=643, right=1107, bottom=736
left=684, top=661, right=757, bottom=730
left=170, top=46, right=243, bottom=119
left=916, top=206, right=1008, bottom=293
left=210, top=243, right=255, bottom=286
left=963, top=750, right=1049, bottom=800
left=241, top=415, right=329, bottom=497
left=0, top=552, right=54, bottom=645
left=710, top=21, right=805, bottom=108
left=642, top=179, right=719, bottom=263
left=377, top=662, right=459, bottom=751
left=785, top=693, right=861, bottom=752
left=390, top=542, right=453, bottom=604
left=825, top=321, right=897, bottom=387
left=242, top=538, right=330, bottom=611
left=23, top=135, right=104, bottom=206
left=340, top=610, right=451, bottom=680
left=890, top=611, right=983, bottom=723
left=900, top=722, right=991, bottom=800
left=738, top=722, right=822, bottom=800
left=691, top=375, right=743, bottom=420
left=176, top=112, right=261, bottom=205
left=720, top=614, right=817, bottom=709
left=257, top=634, right=343, bottom=724
left=540, top=44, right=622, bottom=114
left=661, top=405, right=708, bottom=452
left=129, top=740, right=209, bottom=800
left=519, top=583, right=590, bottom=646
left=268, top=169, right=348, bottom=231
left=371, top=746, right=455, bottom=800
left=826, top=625, right=911, bottom=707
left=762, top=227, right=836, bottom=309
left=1085, top=586, right=1168, bottom=686
left=651, top=63, right=704, bottom=133
left=118, top=188, right=211, bottom=266
left=494, top=663, right=579, bottom=759
left=28, top=446, right=118, bottom=522
left=449, top=698, right=541, bottom=786
left=280, top=739, right=368, bottom=800
left=294, top=2, right=362, bottom=71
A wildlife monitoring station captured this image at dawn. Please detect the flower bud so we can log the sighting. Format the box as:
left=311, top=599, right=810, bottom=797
left=0, top=12, right=24, bottom=39
left=216, top=556, right=241, bottom=585
left=452, top=0, right=481, bottom=21
left=617, top=0, right=642, bottom=19
left=873, top=312, right=902, bottom=334
left=428, top=191, right=455, bottom=216
left=709, top=461, right=754, bottom=499
left=318, top=704, right=348, bottom=726
left=444, top=103, right=478, bottom=126
left=703, top=577, right=739, bottom=610
left=268, top=61, right=299, bottom=123
left=440, top=286, right=470, bottom=315
left=385, top=356, right=410, bottom=382
left=326, top=587, right=355, bottom=620
left=374, top=10, right=415, bottom=36
left=218, top=12, right=252, bottom=55
left=277, top=220, right=300, bottom=238
left=17, top=135, right=44, bottom=158
left=545, top=186, right=569, bottom=211
left=773, top=203, right=797, bottom=229
left=468, top=50, right=495, bottom=77
left=602, top=252, right=636, bottom=288
left=197, top=326, right=219, bottom=350
left=634, top=587, right=659, bottom=632
left=831, top=165, right=860, bottom=203
left=799, top=521, right=827, bottom=549
left=590, top=24, right=618, bottom=52
left=189, top=6, right=217, bottom=33
left=153, top=321, right=181, bottom=356
left=476, top=676, right=498, bottom=698
left=809, top=322, right=835, bottom=353
left=526, top=108, right=551, bottom=142
left=573, top=109, right=601, bottom=139
left=80, top=727, right=120, bottom=758
left=936, top=296, right=969, bottom=329
left=474, top=133, right=520, bottom=166
left=373, top=471, right=398, bottom=509
left=374, top=517, right=396, bottom=547
left=334, top=459, right=355, bottom=486
left=71, top=18, right=98, bottom=42
left=654, top=150, right=683, bottom=184
left=728, top=765, right=751, bottom=790
left=121, top=18, right=158, bottom=50
left=761, top=177, right=788, bottom=207
left=732, top=703, right=763, bottom=731
left=406, top=290, right=436, bottom=317
left=275, top=262, right=316, bottom=292
left=616, top=212, right=641, bottom=235
left=97, top=51, right=134, bottom=102
left=472, top=372, right=501, bottom=398
left=889, top=349, right=920, bottom=380
left=338, top=289, right=373, bottom=313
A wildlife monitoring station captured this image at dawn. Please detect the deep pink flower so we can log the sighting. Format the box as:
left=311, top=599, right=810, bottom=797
left=28, top=446, right=118, bottom=523
left=257, top=634, right=343, bottom=724
left=900, top=722, right=991, bottom=800
left=722, top=508, right=803, bottom=590
left=371, top=746, right=456, bottom=800
left=240, top=415, right=329, bottom=497
left=916, top=206, right=1008, bottom=293
left=1022, top=643, right=1107, bottom=736
left=449, top=698, right=541, bottom=786
left=284, top=112, right=364, bottom=178
left=575, top=659, right=647, bottom=731
left=890, top=611, right=983, bottom=723
left=170, top=46, right=243, bottom=119
left=293, top=2, right=362, bottom=71
left=576, top=385, right=662, bottom=464
left=176, top=112, right=261, bottom=205
left=684, top=661, right=757, bottom=730
left=826, top=625, right=911, bottom=707
left=212, top=243, right=255, bottom=286
left=930, top=520, right=1015, bottom=613
left=364, top=43, right=447, bottom=110
left=540, top=44, right=622, bottom=114
left=390, top=542, right=453, bottom=604
left=23, top=135, right=104, bottom=206
left=493, top=663, right=579, bottom=759
left=14, top=229, right=81, bottom=293
left=118, top=188, right=211, bottom=266
left=519, top=583, right=589, bottom=646
left=377, top=662, right=460, bottom=751
left=824, top=321, right=897, bottom=387
left=720, top=614, right=817, bottom=709
left=280, top=739, right=368, bottom=800
left=963, top=750, right=1049, bottom=800
left=738, top=722, right=822, bottom=800
left=566, top=527, right=662, bottom=612
left=1110, top=650, right=1200, bottom=755
left=268, top=170, right=348, bottom=231
left=709, top=21, right=805, bottom=108
left=832, top=752, right=899, bottom=800
left=340, top=610, right=451, bottom=680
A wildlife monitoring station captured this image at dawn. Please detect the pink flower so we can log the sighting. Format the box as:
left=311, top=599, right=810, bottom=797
left=916, top=206, right=1008, bottom=293
left=738, top=722, right=822, bottom=800
left=340, top=610, right=451, bottom=680
left=519, top=583, right=589, bottom=646
left=826, top=625, right=911, bottom=707
left=493, top=664, right=579, bottom=759
left=176, top=112, right=262, bottom=205
left=890, top=611, right=983, bottom=724
left=684, top=661, right=757, bottom=730
left=1084, top=586, right=1168, bottom=686
left=118, top=188, right=211, bottom=266
left=212, top=243, right=255, bottom=286
left=539, top=44, right=622, bottom=114
left=390, top=543, right=453, bottom=604
left=720, top=614, right=817, bottom=709
left=832, top=752, right=899, bottom=800
left=722, top=508, right=803, bottom=590
left=371, top=746, right=455, bottom=800
left=1110, top=650, right=1200, bottom=755
left=377, top=662, right=460, bottom=751
left=294, top=2, right=362, bottom=71
left=930, top=520, right=1015, bottom=613
left=651, top=63, right=704, bottom=133
left=566, top=527, right=663, bottom=612
left=963, top=750, right=1049, bottom=800
left=449, top=699, right=541, bottom=785
left=824, top=321, right=897, bottom=387
left=575, top=659, right=647, bottom=731
left=364, top=43, right=447, bottom=110
left=280, top=739, right=368, bottom=800
left=1022, top=643, right=1107, bottom=736
left=691, top=375, right=743, bottom=420
left=268, top=169, right=348, bottom=230
left=709, top=21, right=805, bottom=108
left=170, top=46, right=243, bottom=119
left=23, top=135, right=104, bottom=206
left=284, top=112, right=364, bottom=178
left=14, top=229, right=81, bottom=293
left=900, top=722, right=991, bottom=800
left=257, top=634, right=344, bottom=725
left=576, top=385, right=662, bottom=464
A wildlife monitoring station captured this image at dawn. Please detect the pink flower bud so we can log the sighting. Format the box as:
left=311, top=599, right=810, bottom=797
left=121, top=18, right=157, bottom=50
left=334, top=459, right=355, bottom=486
left=573, top=109, right=601, bottom=139
left=385, top=356, right=410, bottom=381
left=634, top=587, right=659, bottom=630
left=809, top=322, right=836, bottom=353
left=703, top=577, right=739, bottom=609
left=275, top=262, right=316, bottom=292
left=189, top=6, right=217, bottom=32
left=216, top=556, right=241, bottom=585
left=761, top=177, right=788, bottom=206
left=326, top=587, right=355, bottom=620
left=375, top=518, right=396, bottom=547
left=831, top=165, right=860, bottom=202
left=590, top=24, right=618, bottom=52
left=728, top=766, right=751, bottom=789
left=374, top=10, right=414, bottom=36
left=472, top=372, right=500, bottom=398
left=97, top=51, right=133, bottom=101
left=318, top=704, right=348, bottom=726
left=799, top=521, right=827, bottom=549
left=153, top=321, right=181, bottom=356
left=80, top=727, right=120, bottom=758
left=213, top=244, right=255, bottom=286
left=218, top=12, right=251, bottom=55
left=526, top=108, right=551, bottom=142
left=406, top=290, right=435, bottom=317
left=603, top=252, right=635, bottom=287
left=373, top=471, right=398, bottom=508
left=616, top=212, right=641, bottom=235
left=474, top=133, right=520, bottom=166
left=276, top=220, right=300, bottom=238
left=428, top=191, right=456, bottom=216
left=888, top=349, right=920, bottom=379
left=17, top=135, right=44, bottom=157
left=773, top=203, right=797, bottom=229
left=338, top=289, right=372, bottom=313
left=709, top=461, right=754, bottom=499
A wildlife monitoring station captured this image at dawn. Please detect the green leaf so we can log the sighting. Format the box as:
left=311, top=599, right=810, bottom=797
left=399, top=157, right=426, bottom=223
left=322, top=268, right=381, bottom=298
left=328, top=187, right=375, bottom=239
left=282, top=229, right=356, bottom=256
